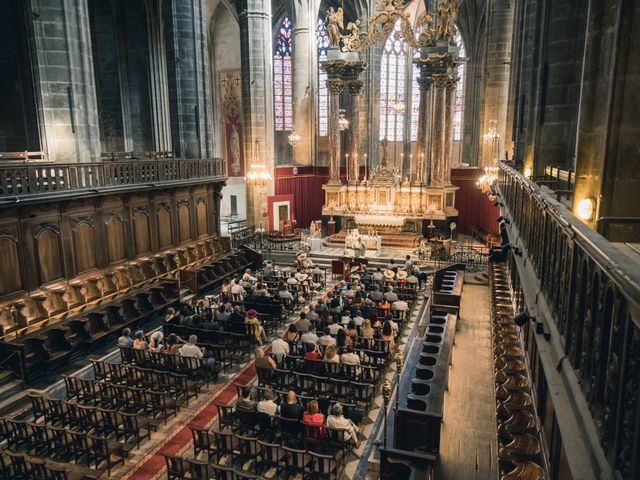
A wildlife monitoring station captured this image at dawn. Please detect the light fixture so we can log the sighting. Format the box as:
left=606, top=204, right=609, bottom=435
left=576, top=197, right=595, bottom=221
left=288, top=130, right=301, bottom=147
left=524, top=167, right=532, bottom=178
left=484, top=119, right=500, bottom=144
left=245, top=138, right=272, bottom=186
left=338, top=109, right=349, bottom=130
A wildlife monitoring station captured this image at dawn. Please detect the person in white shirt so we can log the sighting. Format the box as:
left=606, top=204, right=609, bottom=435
left=392, top=300, right=409, bottom=312
left=231, top=280, right=246, bottom=296
left=352, top=311, right=365, bottom=326
left=326, top=403, right=360, bottom=446
left=271, top=336, right=290, bottom=362
left=384, top=287, right=398, bottom=303
left=340, top=346, right=361, bottom=366
left=372, top=268, right=384, bottom=282
left=319, top=327, right=337, bottom=347
left=301, top=327, right=319, bottom=345
left=286, top=273, right=299, bottom=286
left=242, top=268, right=257, bottom=283
left=179, top=335, right=216, bottom=370
left=256, top=389, right=279, bottom=417
left=328, top=319, right=343, bottom=335
left=404, top=255, right=413, bottom=272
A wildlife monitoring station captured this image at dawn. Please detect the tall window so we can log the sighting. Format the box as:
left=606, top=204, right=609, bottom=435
left=274, top=17, right=293, bottom=131
left=317, top=19, right=330, bottom=137
left=379, top=21, right=406, bottom=142
left=453, top=32, right=466, bottom=141
left=410, top=60, right=420, bottom=141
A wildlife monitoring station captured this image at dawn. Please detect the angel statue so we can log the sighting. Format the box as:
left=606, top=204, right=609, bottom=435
left=326, top=7, right=344, bottom=47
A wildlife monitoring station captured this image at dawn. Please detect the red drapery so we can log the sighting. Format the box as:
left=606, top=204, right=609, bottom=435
left=275, top=166, right=328, bottom=229
left=451, top=167, right=500, bottom=236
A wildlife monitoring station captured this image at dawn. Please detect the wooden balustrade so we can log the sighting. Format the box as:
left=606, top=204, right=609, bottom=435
left=0, top=157, right=226, bottom=198
left=497, top=162, right=640, bottom=480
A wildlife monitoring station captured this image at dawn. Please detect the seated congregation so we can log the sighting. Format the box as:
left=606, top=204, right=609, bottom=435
left=0, top=256, right=420, bottom=479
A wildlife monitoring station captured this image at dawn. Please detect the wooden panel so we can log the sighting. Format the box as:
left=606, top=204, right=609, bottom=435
left=157, top=207, right=172, bottom=248
left=178, top=204, right=190, bottom=242
left=133, top=210, right=151, bottom=255
left=36, top=229, right=63, bottom=283
left=72, top=223, right=96, bottom=273
left=105, top=216, right=125, bottom=264
left=197, top=201, right=207, bottom=237
left=0, top=237, right=21, bottom=295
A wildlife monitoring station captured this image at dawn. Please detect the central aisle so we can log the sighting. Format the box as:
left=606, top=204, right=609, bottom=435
left=435, top=282, right=499, bottom=480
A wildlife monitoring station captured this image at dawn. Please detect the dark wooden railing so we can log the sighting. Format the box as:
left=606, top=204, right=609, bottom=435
left=0, top=157, right=226, bottom=198
left=497, top=162, right=640, bottom=480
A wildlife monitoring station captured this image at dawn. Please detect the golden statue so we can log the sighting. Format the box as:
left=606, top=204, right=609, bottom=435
left=326, top=7, right=344, bottom=47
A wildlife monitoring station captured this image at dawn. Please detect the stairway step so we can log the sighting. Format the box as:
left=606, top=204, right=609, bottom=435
left=0, top=381, right=27, bottom=413
left=0, top=369, right=14, bottom=386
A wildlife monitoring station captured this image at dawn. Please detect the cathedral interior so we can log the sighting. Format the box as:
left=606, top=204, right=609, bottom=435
left=0, top=0, right=638, bottom=479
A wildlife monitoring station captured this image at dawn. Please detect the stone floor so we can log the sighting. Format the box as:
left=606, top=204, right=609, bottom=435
left=435, top=283, right=499, bottom=480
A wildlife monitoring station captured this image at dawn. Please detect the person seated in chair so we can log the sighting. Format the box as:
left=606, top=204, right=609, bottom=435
left=300, top=325, right=319, bottom=345
left=257, top=388, right=278, bottom=417
left=384, top=286, right=398, bottom=303
left=133, top=330, right=148, bottom=350
left=179, top=334, right=217, bottom=371
left=303, top=399, right=325, bottom=437
left=327, top=403, right=360, bottom=447
left=294, top=312, right=311, bottom=333
left=117, top=328, right=134, bottom=348
left=236, top=386, right=257, bottom=412
left=271, top=334, right=290, bottom=363
left=319, top=327, right=336, bottom=347
left=280, top=390, right=303, bottom=421
left=255, top=347, right=276, bottom=370
left=245, top=309, right=267, bottom=345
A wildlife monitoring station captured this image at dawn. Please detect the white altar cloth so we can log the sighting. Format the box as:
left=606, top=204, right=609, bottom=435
left=354, top=214, right=405, bottom=227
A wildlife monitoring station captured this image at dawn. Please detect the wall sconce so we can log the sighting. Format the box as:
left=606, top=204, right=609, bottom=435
left=576, top=197, right=595, bottom=221
left=524, top=167, right=532, bottom=178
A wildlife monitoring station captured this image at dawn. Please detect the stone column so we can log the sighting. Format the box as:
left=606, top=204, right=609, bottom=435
left=238, top=0, right=275, bottom=227
left=291, top=2, right=317, bottom=166
left=430, top=73, right=448, bottom=185
left=443, top=76, right=458, bottom=185
left=322, top=61, right=344, bottom=184
left=346, top=79, right=363, bottom=183
left=164, top=0, right=212, bottom=158
left=414, top=62, right=432, bottom=185
left=30, top=0, right=101, bottom=162
left=144, top=0, right=172, bottom=153
left=342, top=61, right=365, bottom=184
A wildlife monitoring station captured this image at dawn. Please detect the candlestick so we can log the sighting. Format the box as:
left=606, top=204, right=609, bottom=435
left=364, top=153, right=368, bottom=180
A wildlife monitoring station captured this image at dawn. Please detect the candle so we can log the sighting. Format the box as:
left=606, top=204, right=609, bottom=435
left=364, top=153, right=368, bottom=180
left=346, top=154, right=349, bottom=183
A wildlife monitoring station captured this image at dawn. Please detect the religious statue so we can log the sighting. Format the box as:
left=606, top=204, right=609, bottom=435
left=380, top=138, right=389, bottom=167
left=435, top=0, right=458, bottom=40
left=326, top=7, right=344, bottom=47
left=230, top=124, right=241, bottom=174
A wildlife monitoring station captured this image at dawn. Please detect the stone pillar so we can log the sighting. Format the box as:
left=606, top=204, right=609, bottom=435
left=291, top=3, right=316, bottom=166
left=164, top=0, right=212, bottom=158
left=144, top=0, right=172, bottom=153
left=322, top=60, right=344, bottom=184
left=430, top=74, right=448, bottom=185
left=346, top=79, right=363, bottom=183
left=414, top=62, right=432, bottom=185
left=443, top=76, right=458, bottom=185
left=342, top=61, right=365, bottom=184
left=30, top=0, right=101, bottom=162
left=238, top=0, right=275, bottom=227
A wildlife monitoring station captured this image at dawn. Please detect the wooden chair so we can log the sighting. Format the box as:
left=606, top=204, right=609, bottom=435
left=163, top=454, right=190, bottom=480
left=310, top=450, right=342, bottom=479
left=189, top=425, right=216, bottom=462
left=282, top=446, right=313, bottom=478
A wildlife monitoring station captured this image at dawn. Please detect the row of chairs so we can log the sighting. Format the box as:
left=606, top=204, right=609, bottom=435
left=489, top=261, right=545, bottom=480
left=0, top=416, right=128, bottom=477
left=0, top=449, right=104, bottom=480
left=163, top=425, right=344, bottom=479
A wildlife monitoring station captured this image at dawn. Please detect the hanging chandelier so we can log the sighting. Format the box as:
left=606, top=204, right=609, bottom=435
left=338, top=109, right=350, bottom=130
left=476, top=166, right=499, bottom=195
left=288, top=130, right=301, bottom=147
left=246, top=138, right=272, bottom=186
left=484, top=119, right=500, bottom=143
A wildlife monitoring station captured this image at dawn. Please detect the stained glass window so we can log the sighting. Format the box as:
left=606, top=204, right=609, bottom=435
left=453, top=32, right=466, bottom=141
left=410, top=60, right=420, bottom=141
left=317, top=19, right=330, bottom=137
left=274, top=17, right=293, bottom=131
left=380, top=21, right=406, bottom=142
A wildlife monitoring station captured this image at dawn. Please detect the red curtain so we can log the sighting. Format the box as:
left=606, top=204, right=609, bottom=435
left=451, top=168, right=500, bottom=236
left=275, top=166, right=328, bottom=229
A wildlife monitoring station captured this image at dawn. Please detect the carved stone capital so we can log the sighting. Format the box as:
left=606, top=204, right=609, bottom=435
left=346, top=80, right=364, bottom=95
left=326, top=78, right=345, bottom=94
left=431, top=73, right=450, bottom=89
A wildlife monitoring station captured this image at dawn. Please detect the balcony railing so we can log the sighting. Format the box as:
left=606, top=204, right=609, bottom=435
left=0, top=157, right=226, bottom=199
left=497, top=162, right=640, bottom=479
